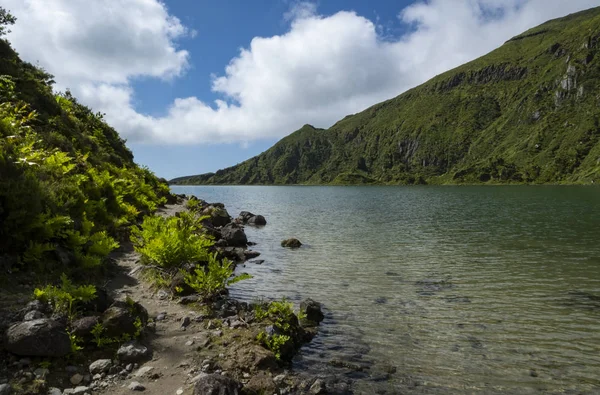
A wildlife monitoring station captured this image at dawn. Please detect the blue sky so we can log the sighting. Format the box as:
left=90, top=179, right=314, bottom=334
left=4, top=0, right=599, bottom=179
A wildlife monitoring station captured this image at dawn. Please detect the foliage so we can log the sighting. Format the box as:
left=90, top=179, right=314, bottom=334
left=0, top=7, right=16, bottom=36
left=68, top=331, right=83, bottom=353
left=256, top=331, right=291, bottom=360
left=33, top=274, right=96, bottom=319
left=254, top=299, right=296, bottom=332
left=182, top=252, right=252, bottom=299
left=171, top=7, right=600, bottom=186
left=90, top=318, right=143, bottom=348
left=130, top=212, right=213, bottom=268
left=0, top=31, right=171, bottom=277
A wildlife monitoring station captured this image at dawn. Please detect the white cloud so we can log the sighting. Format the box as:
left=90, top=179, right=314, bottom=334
left=3, top=0, right=599, bottom=144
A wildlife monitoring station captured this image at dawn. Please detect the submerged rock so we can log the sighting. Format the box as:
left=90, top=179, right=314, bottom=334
left=281, top=238, right=302, bottom=248
left=247, top=215, right=267, bottom=226
left=220, top=223, right=248, bottom=247
left=300, top=298, right=324, bottom=324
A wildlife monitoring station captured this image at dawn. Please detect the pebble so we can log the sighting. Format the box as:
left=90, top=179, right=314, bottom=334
left=176, top=388, right=184, bottom=395
left=63, top=386, right=90, bottom=395
left=180, top=316, right=191, bottom=330
left=212, top=330, right=223, bottom=337
left=185, top=340, right=194, bottom=346
left=89, top=359, right=112, bottom=374
left=156, top=290, right=169, bottom=300
left=92, top=374, right=103, bottom=381
left=126, top=364, right=134, bottom=372
left=70, top=373, right=84, bottom=385
left=128, top=381, right=145, bottom=391
left=47, top=388, right=61, bottom=395
left=156, top=313, right=167, bottom=321
left=134, top=366, right=154, bottom=378
left=274, top=374, right=286, bottom=383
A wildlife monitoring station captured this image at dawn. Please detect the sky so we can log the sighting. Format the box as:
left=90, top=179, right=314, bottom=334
left=3, top=0, right=599, bottom=179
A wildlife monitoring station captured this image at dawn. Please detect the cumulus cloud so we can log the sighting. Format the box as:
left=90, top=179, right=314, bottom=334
left=3, top=0, right=599, bottom=144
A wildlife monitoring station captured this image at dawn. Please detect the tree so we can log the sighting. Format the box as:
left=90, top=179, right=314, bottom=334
left=0, top=7, right=16, bottom=37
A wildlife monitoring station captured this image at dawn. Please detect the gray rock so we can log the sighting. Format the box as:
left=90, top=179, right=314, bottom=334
left=128, top=381, right=145, bottom=391
left=220, top=223, right=247, bottom=247
left=236, top=211, right=255, bottom=223
left=100, top=300, right=148, bottom=338
left=281, top=238, right=302, bottom=248
left=4, top=319, right=70, bottom=357
left=47, top=388, right=61, bottom=395
left=117, top=341, right=150, bottom=362
left=70, top=316, right=100, bottom=340
left=23, top=310, right=45, bottom=321
left=247, top=215, right=266, bottom=226
left=0, top=384, right=11, bottom=395
left=89, top=359, right=112, bottom=375
left=300, top=298, right=324, bottom=323
left=193, top=374, right=240, bottom=395
left=63, top=386, right=90, bottom=395
left=70, top=373, right=84, bottom=385
left=155, top=313, right=167, bottom=321
left=309, top=379, right=326, bottom=394
left=243, top=250, right=261, bottom=260
left=133, top=366, right=154, bottom=378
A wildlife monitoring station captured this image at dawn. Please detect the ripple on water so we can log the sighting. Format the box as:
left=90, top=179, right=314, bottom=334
left=173, top=185, right=600, bottom=393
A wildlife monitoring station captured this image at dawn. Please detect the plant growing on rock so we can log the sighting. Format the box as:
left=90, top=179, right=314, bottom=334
left=182, top=252, right=252, bottom=300
left=256, top=331, right=291, bottom=360
left=33, top=274, right=96, bottom=320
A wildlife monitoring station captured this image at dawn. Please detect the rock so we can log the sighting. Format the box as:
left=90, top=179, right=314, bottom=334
left=80, top=287, right=113, bottom=314
left=89, top=359, right=112, bottom=374
left=23, top=310, right=45, bottom=321
left=63, top=386, right=90, bottom=395
left=33, top=367, right=49, bottom=378
left=4, top=319, right=71, bottom=357
left=243, top=250, right=260, bottom=260
left=244, top=371, right=276, bottom=394
left=220, top=223, right=247, bottom=247
left=117, top=341, right=150, bottom=362
left=250, top=260, right=264, bottom=265
left=70, top=373, right=84, bottom=385
left=169, top=272, right=195, bottom=296
left=300, top=298, right=324, bottom=324
left=179, top=295, right=200, bottom=305
left=181, top=316, right=191, bottom=329
left=236, top=211, right=255, bottom=223
left=247, top=215, right=266, bottom=226
left=100, top=300, right=148, bottom=338
left=0, top=384, right=11, bottom=395
left=155, top=312, right=167, bottom=321
left=133, top=366, right=154, bottom=378
left=71, top=316, right=100, bottom=340
left=193, top=374, right=240, bottom=395
left=281, top=238, right=302, bottom=248
left=217, top=247, right=246, bottom=262
left=202, top=206, right=231, bottom=227
left=47, top=388, right=61, bottom=395
left=309, top=379, right=326, bottom=394
left=156, top=290, right=169, bottom=300
left=128, top=381, right=145, bottom=391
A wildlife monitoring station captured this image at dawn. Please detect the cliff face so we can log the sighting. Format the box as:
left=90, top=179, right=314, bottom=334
left=172, top=7, right=600, bottom=185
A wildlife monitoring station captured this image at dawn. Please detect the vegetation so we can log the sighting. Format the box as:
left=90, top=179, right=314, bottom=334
left=171, top=7, right=600, bottom=186
left=130, top=212, right=213, bottom=269
left=254, top=299, right=303, bottom=360
left=0, top=8, right=171, bottom=280
left=33, top=274, right=96, bottom=320
left=181, top=253, right=252, bottom=299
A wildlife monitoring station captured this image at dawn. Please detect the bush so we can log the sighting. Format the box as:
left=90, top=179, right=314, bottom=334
left=181, top=252, right=252, bottom=299
left=130, top=212, right=213, bottom=268
left=33, top=274, right=96, bottom=320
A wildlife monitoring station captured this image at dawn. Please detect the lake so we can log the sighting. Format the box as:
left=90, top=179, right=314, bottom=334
left=171, top=185, right=600, bottom=394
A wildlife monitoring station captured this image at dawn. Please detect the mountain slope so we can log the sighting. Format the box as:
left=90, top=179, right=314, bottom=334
left=172, top=7, right=600, bottom=185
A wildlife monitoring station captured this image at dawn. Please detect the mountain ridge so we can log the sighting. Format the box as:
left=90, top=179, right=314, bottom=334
left=172, top=7, right=600, bottom=185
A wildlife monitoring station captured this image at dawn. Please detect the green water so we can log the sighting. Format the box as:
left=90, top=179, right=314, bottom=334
left=172, top=185, right=600, bottom=394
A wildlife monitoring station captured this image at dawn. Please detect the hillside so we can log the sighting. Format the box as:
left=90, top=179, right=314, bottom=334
left=171, top=7, right=600, bottom=185
left=0, top=18, right=171, bottom=278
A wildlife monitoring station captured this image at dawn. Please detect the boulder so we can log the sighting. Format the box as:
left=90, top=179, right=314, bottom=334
left=247, top=215, right=267, bottom=226
left=71, top=316, right=100, bottom=341
left=220, top=223, right=247, bottom=247
left=218, top=247, right=245, bottom=262
left=202, top=206, right=231, bottom=227
left=4, top=319, right=70, bottom=357
left=236, top=211, right=255, bottom=223
left=23, top=310, right=45, bottom=321
left=193, top=374, right=241, bottom=395
left=89, top=359, right=112, bottom=374
left=300, top=298, right=324, bottom=324
left=281, top=238, right=302, bottom=248
left=169, top=272, right=196, bottom=296
left=80, top=287, right=113, bottom=314
left=100, top=300, right=148, bottom=338
left=117, top=341, right=150, bottom=362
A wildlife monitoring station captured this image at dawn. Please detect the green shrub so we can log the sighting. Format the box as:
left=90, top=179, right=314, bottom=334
left=256, top=331, right=291, bottom=360
left=182, top=252, right=252, bottom=299
left=33, top=274, right=96, bottom=320
left=130, top=212, right=213, bottom=268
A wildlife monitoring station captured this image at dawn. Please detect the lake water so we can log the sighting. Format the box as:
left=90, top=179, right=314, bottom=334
left=171, top=185, right=600, bottom=394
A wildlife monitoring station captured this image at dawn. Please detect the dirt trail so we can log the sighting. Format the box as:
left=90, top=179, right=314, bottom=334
left=100, top=202, right=207, bottom=395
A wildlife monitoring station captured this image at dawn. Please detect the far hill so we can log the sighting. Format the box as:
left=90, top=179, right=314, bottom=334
left=171, top=7, right=600, bottom=185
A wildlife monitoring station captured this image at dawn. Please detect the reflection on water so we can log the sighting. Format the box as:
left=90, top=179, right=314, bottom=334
left=172, top=185, right=600, bottom=394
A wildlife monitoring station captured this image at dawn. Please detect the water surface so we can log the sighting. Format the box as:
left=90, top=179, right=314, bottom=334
left=172, top=185, right=600, bottom=394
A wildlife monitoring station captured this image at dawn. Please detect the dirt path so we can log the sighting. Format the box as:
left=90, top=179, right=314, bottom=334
left=101, top=202, right=206, bottom=395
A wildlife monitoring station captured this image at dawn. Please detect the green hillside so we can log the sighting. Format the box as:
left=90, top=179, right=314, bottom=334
left=0, top=11, right=170, bottom=279
left=172, top=7, right=600, bottom=186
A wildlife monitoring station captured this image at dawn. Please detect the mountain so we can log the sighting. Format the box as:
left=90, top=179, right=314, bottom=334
left=171, top=7, right=600, bottom=185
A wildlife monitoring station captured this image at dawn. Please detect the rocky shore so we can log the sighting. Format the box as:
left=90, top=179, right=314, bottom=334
left=0, top=195, right=354, bottom=395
